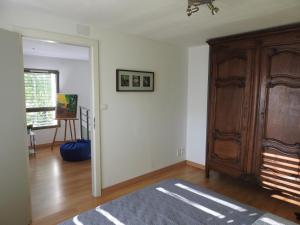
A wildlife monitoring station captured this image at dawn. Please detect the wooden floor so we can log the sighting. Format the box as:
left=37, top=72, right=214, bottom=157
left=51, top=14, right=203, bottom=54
left=30, top=147, right=299, bottom=225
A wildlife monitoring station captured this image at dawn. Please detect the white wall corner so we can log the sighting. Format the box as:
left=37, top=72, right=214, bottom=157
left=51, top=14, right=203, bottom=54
left=186, top=44, right=209, bottom=165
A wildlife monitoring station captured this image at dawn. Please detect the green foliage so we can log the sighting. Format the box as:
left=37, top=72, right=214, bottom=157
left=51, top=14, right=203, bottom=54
left=24, top=72, right=57, bottom=127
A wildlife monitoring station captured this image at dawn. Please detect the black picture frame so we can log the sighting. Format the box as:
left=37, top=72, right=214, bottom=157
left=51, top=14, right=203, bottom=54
left=116, top=69, right=154, bottom=92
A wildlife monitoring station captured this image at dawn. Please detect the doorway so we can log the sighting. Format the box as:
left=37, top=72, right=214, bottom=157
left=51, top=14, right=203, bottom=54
left=20, top=30, right=101, bottom=222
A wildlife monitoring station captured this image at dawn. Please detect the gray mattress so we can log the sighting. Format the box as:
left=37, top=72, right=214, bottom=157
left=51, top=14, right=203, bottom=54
left=59, top=179, right=297, bottom=225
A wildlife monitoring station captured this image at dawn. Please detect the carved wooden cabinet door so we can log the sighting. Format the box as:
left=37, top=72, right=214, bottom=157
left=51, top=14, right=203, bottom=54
left=256, top=44, right=300, bottom=198
left=207, top=46, right=254, bottom=177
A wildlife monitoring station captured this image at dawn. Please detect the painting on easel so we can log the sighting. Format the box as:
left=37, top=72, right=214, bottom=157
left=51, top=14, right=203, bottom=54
left=56, top=94, right=78, bottom=119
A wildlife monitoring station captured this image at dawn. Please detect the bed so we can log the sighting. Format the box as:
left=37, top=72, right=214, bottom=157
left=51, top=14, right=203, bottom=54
left=59, top=179, right=297, bottom=225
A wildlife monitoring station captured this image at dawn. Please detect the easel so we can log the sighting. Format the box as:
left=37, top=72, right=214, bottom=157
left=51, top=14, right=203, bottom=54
left=51, top=118, right=78, bottom=150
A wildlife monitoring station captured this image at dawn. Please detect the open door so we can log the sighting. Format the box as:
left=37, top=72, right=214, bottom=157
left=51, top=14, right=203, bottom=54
left=0, top=28, right=31, bottom=225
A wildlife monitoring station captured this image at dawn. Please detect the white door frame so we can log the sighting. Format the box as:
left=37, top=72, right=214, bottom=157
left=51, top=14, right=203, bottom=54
left=16, top=28, right=102, bottom=197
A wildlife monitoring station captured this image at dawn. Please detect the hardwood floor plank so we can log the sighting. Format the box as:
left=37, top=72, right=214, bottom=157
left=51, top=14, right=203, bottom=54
left=30, top=147, right=298, bottom=224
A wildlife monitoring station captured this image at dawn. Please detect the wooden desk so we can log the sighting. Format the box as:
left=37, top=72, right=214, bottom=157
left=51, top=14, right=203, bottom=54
left=51, top=118, right=78, bottom=150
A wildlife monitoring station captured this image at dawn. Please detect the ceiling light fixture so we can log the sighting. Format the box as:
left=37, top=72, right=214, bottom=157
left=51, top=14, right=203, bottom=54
left=187, top=0, right=219, bottom=16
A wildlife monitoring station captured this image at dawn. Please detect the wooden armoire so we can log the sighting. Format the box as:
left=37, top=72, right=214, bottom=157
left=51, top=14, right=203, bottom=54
left=206, top=24, right=300, bottom=199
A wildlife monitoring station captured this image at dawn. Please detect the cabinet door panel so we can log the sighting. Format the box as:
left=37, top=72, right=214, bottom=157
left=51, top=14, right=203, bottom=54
left=217, top=57, right=247, bottom=79
left=256, top=44, right=300, bottom=201
left=215, top=87, right=243, bottom=133
left=214, top=139, right=240, bottom=160
left=207, top=47, right=254, bottom=176
left=266, top=86, right=300, bottom=144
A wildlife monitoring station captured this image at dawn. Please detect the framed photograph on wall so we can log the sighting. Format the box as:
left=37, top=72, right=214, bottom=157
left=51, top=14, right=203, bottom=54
left=116, top=69, right=154, bottom=92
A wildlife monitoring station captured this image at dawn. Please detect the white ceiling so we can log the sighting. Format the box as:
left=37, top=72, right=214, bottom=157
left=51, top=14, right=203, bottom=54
left=23, top=38, right=90, bottom=60
left=3, top=0, right=300, bottom=46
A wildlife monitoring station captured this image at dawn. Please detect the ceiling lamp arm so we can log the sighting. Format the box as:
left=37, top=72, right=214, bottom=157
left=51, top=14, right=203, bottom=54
left=187, top=0, right=219, bottom=16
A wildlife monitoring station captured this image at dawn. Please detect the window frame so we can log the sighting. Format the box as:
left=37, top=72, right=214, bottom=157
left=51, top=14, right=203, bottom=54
left=24, top=68, right=60, bottom=130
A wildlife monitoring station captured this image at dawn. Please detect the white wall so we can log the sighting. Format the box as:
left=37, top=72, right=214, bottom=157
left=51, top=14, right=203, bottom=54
left=0, top=6, right=188, bottom=188
left=23, top=55, right=91, bottom=145
left=186, top=45, right=209, bottom=165
left=99, top=33, right=188, bottom=187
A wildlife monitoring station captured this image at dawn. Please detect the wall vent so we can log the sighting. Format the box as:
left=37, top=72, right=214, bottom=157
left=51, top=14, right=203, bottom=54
left=76, top=24, right=90, bottom=36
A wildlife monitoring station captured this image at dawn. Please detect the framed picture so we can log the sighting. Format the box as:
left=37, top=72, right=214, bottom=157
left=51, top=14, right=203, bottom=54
left=116, top=69, right=154, bottom=92
left=56, top=94, right=78, bottom=119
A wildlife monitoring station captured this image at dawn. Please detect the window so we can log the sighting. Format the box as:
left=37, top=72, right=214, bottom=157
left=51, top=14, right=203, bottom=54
left=24, top=69, right=59, bottom=129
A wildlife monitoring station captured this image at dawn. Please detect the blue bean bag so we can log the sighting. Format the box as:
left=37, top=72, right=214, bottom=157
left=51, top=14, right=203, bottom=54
left=60, top=139, right=91, bottom=162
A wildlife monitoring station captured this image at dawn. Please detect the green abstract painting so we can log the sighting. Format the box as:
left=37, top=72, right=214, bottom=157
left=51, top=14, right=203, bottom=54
left=56, top=94, right=78, bottom=119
